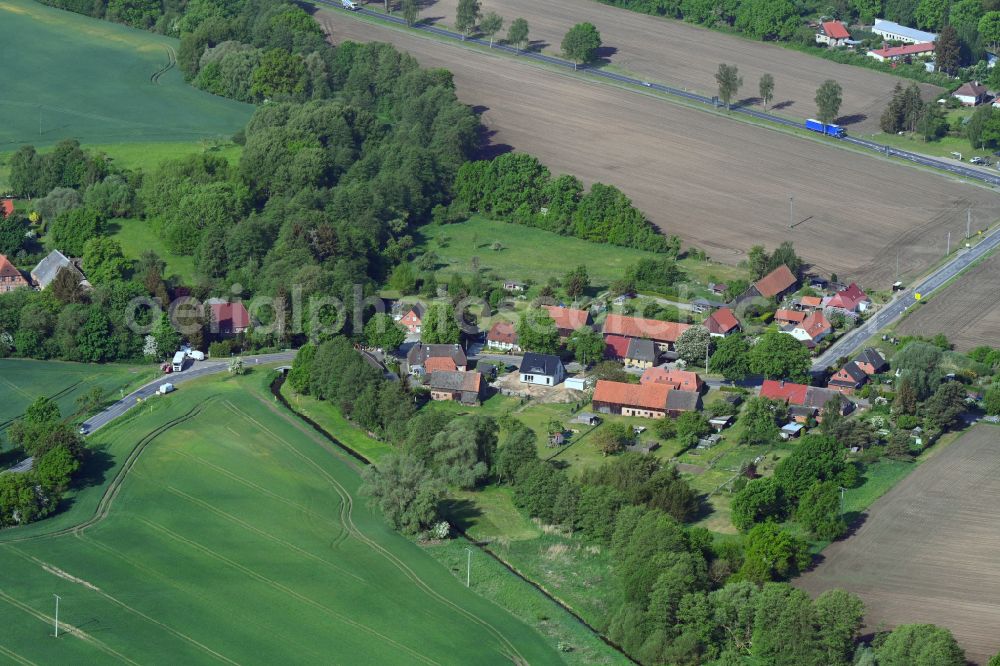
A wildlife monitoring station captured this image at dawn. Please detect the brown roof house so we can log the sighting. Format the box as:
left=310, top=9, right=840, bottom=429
left=0, top=255, right=29, bottom=294
left=407, top=343, right=467, bottom=375
left=428, top=371, right=482, bottom=405
left=737, top=265, right=798, bottom=304
left=953, top=81, right=988, bottom=106
left=787, top=311, right=833, bottom=346
left=543, top=305, right=593, bottom=337
left=592, top=380, right=700, bottom=419
left=705, top=307, right=740, bottom=337
left=602, top=314, right=690, bottom=351
left=486, top=321, right=520, bottom=352
left=827, top=362, right=869, bottom=395
left=399, top=303, right=425, bottom=335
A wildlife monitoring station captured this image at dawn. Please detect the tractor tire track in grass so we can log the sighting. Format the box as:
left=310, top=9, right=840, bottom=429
left=224, top=398, right=527, bottom=665
left=134, top=517, right=441, bottom=666
left=150, top=45, right=176, bottom=84
left=0, top=642, right=37, bottom=666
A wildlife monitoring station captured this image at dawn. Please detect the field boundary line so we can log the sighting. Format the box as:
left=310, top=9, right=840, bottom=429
left=0, top=642, right=36, bottom=666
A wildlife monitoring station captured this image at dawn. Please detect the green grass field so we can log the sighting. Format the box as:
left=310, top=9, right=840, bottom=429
left=416, top=216, right=746, bottom=292
left=0, top=371, right=568, bottom=664
left=108, top=217, right=197, bottom=283
left=0, top=0, right=252, bottom=150
left=0, top=359, right=155, bottom=428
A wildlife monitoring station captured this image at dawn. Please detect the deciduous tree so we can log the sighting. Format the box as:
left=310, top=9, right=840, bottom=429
left=758, top=73, right=774, bottom=111
left=815, top=79, right=843, bottom=126
left=715, top=63, right=742, bottom=109
left=480, top=11, right=503, bottom=46
left=567, top=326, right=605, bottom=365
left=676, top=325, right=713, bottom=366
left=876, top=624, right=965, bottom=666
left=364, top=313, right=406, bottom=351
left=507, top=17, right=529, bottom=51
left=796, top=480, right=846, bottom=540
left=362, top=453, right=446, bottom=534
left=731, top=476, right=784, bottom=531
left=562, top=22, right=602, bottom=67
left=455, top=0, right=481, bottom=38
left=750, top=331, right=810, bottom=382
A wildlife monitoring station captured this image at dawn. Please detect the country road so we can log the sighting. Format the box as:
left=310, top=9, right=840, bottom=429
left=812, top=227, right=1000, bottom=371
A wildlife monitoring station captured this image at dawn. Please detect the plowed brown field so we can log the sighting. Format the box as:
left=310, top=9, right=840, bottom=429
left=319, top=11, right=1000, bottom=286
left=796, top=426, right=1000, bottom=665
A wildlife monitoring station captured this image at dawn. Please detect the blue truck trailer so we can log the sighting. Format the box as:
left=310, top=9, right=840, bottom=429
left=805, top=118, right=846, bottom=138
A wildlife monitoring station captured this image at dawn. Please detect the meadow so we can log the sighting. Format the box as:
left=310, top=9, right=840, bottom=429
left=0, top=0, right=252, bottom=150
left=0, top=370, right=568, bottom=664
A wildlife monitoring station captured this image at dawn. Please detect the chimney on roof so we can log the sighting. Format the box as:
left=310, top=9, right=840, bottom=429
left=779, top=380, right=785, bottom=387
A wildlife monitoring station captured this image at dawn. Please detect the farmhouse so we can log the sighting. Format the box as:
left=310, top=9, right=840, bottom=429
left=774, top=309, right=806, bottom=326
left=0, top=254, right=30, bottom=293
left=31, top=250, right=90, bottom=291
left=855, top=347, right=889, bottom=375
left=624, top=338, right=658, bottom=368
left=604, top=334, right=632, bottom=361
left=592, top=380, right=670, bottom=419
left=738, top=265, right=798, bottom=304
left=787, top=311, right=832, bottom=345
left=486, top=320, right=520, bottom=352
left=867, top=42, right=936, bottom=62
left=0, top=200, right=13, bottom=218
left=640, top=367, right=703, bottom=392
left=407, top=343, right=467, bottom=375
left=704, top=307, right=740, bottom=337
left=428, top=370, right=482, bottom=405
left=826, top=282, right=871, bottom=312
left=872, top=19, right=937, bottom=44
left=796, top=295, right=823, bottom=310
left=519, top=352, right=565, bottom=386
left=543, top=305, right=592, bottom=337
left=208, top=301, right=251, bottom=335
left=399, top=304, right=425, bottom=335
left=952, top=81, right=988, bottom=106
left=602, top=314, right=690, bottom=351
left=760, top=380, right=847, bottom=422
left=816, top=20, right=851, bottom=47
left=827, top=361, right=869, bottom=394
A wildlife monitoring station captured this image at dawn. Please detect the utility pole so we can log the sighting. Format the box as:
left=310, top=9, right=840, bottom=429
left=839, top=487, right=846, bottom=516
left=705, top=339, right=709, bottom=373
left=947, top=231, right=951, bottom=255
left=789, top=196, right=794, bottom=228
left=465, top=547, right=473, bottom=587
left=895, top=250, right=899, bottom=282
left=53, top=594, right=60, bottom=638
left=967, top=208, right=972, bottom=239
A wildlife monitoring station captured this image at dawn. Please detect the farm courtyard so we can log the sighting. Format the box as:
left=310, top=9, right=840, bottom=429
left=796, top=425, right=1000, bottom=664
left=319, top=10, right=1000, bottom=288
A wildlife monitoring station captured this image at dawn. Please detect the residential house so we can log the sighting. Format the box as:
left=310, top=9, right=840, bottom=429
left=855, top=347, right=889, bottom=375
left=0, top=255, right=29, bottom=293
left=428, top=371, right=482, bottom=405
left=486, top=321, right=520, bottom=352
left=827, top=283, right=871, bottom=312
left=543, top=305, right=593, bottom=337
left=788, top=311, right=832, bottom=345
left=399, top=304, right=425, bottom=335
left=624, top=338, right=658, bottom=368
left=424, top=356, right=458, bottom=373
left=760, top=380, right=848, bottom=422
left=0, top=200, right=13, bottom=218
left=709, top=283, right=728, bottom=296
left=640, top=367, right=703, bottom=393
left=737, top=264, right=798, bottom=304
left=30, top=249, right=90, bottom=291
left=705, top=307, right=740, bottom=337
left=872, top=19, right=937, bottom=44
left=827, top=361, right=869, bottom=395
left=816, top=20, right=851, bottom=47
left=519, top=352, right=565, bottom=386
left=604, top=334, right=632, bottom=361
left=407, top=343, right=468, bottom=375
left=593, top=380, right=671, bottom=419
left=208, top=301, right=251, bottom=335
left=797, top=296, right=823, bottom=310
left=602, top=314, right=690, bottom=352
left=774, top=309, right=806, bottom=326
left=867, top=42, right=936, bottom=63
left=952, top=81, right=988, bottom=106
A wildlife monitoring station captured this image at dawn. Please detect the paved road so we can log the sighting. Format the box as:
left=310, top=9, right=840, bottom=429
left=326, top=2, right=1000, bottom=188
left=81, top=351, right=296, bottom=434
left=811, top=227, right=1000, bottom=372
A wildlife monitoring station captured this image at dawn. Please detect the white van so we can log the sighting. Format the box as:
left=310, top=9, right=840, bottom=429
left=158, top=383, right=175, bottom=395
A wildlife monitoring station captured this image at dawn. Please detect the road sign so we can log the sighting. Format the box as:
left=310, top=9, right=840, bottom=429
left=914, top=293, right=922, bottom=301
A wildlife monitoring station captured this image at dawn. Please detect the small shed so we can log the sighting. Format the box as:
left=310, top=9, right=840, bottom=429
left=626, top=441, right=661, bottom=454
left=572, top=412, right=601, bottom=426
left=565, top=376, right=590, bottom=391
left=780, top=422, right=804, bottom=440
left=709, top=415, right=733, bottom=431
left=696, top=434, right=721, bottom=449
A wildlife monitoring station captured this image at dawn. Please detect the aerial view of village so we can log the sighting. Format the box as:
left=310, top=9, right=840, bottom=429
left=2, top=0, right=1000, bottom=662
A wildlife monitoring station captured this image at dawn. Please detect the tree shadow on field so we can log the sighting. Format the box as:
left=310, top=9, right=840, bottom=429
left=73, top=447, right=115, bottom=491
left=735, top=96, right=761, bottom=108
left=772, top=100, right=794, bottom=111
left=526, top=39, right=548, bottom=53
left=836, top=113, right=867, bottom=126
left=593, top=45, right=618, bottom=66
left=470, top=105, right=513, bottom=160
left=439, top=498, right=483, bottom=533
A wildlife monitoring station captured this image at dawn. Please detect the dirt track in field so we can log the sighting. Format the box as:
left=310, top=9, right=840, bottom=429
left=895, top=252, right=1000, bottom=351
left=319, top=11, right=1000, bottom=287
left=419, top=0, right=940, bottom=134
left=796, top=426, right=1000, bottom=665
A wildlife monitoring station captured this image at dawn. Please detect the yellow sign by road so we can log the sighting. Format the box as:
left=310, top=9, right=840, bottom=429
left=914, top=293, right=922, bottom=301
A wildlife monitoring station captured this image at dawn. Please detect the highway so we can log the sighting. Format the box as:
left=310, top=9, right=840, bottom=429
left=327, top=2, right=1000, bottom=188
left=811, top=226, right=1000, bottom=372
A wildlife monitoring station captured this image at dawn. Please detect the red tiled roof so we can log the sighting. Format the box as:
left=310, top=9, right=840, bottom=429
left=754, top=265, right=797, bottom=298
left=775, top=309, right=806, bottom=324
left=425, top=356, right=458, bottom=373
left=827, top=283, right=869, bottom=311
left=602, top=314, right=690, bottom=343
left=0, top=254, right=27, bottom=284
left=0, top=200, right=13, bottom=218
left=604, top=334, right=631, bottom=360
left=822, top=20, right=851, bottom=40
left=210, top=302, right=250, bottom=331
left=705, top=307, right=739, bottom=335
left=798, top=311, right=832, bottom=341
left=871, top=43, right=935, bottom=58
left=593, top=380, right=670, bottom=411
left=640, top=367, right=702, bottom=392
left=760, top=379, right=809, bottom=405
left=799, top=296, right=822, bottom=308
left=543, top=305, right=591, bottom=332
left=487, top=321, right=518, bottom=345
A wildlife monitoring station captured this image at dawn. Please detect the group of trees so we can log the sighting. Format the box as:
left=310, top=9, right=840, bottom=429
left=0, top=397, right=85, bottom=527
left=454, top=152, right=678, bottom=252
left=709, top=330, right=812, bottom=382
left=879, top=82, right=947, bottom=140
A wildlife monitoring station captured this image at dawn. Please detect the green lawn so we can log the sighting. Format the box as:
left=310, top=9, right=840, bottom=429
left=873, top=130, right=997, bottom=162
left=108, top=218, right=196, bottom=283
left=0, top=371, right=567, bottom=664
left=0, top=0, right=251, bottom=151
left=416, top=216, right=746, bottom=292
left=445, top=486, right=542, bottom=541
left=0, top=358, right=155, bottom=428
